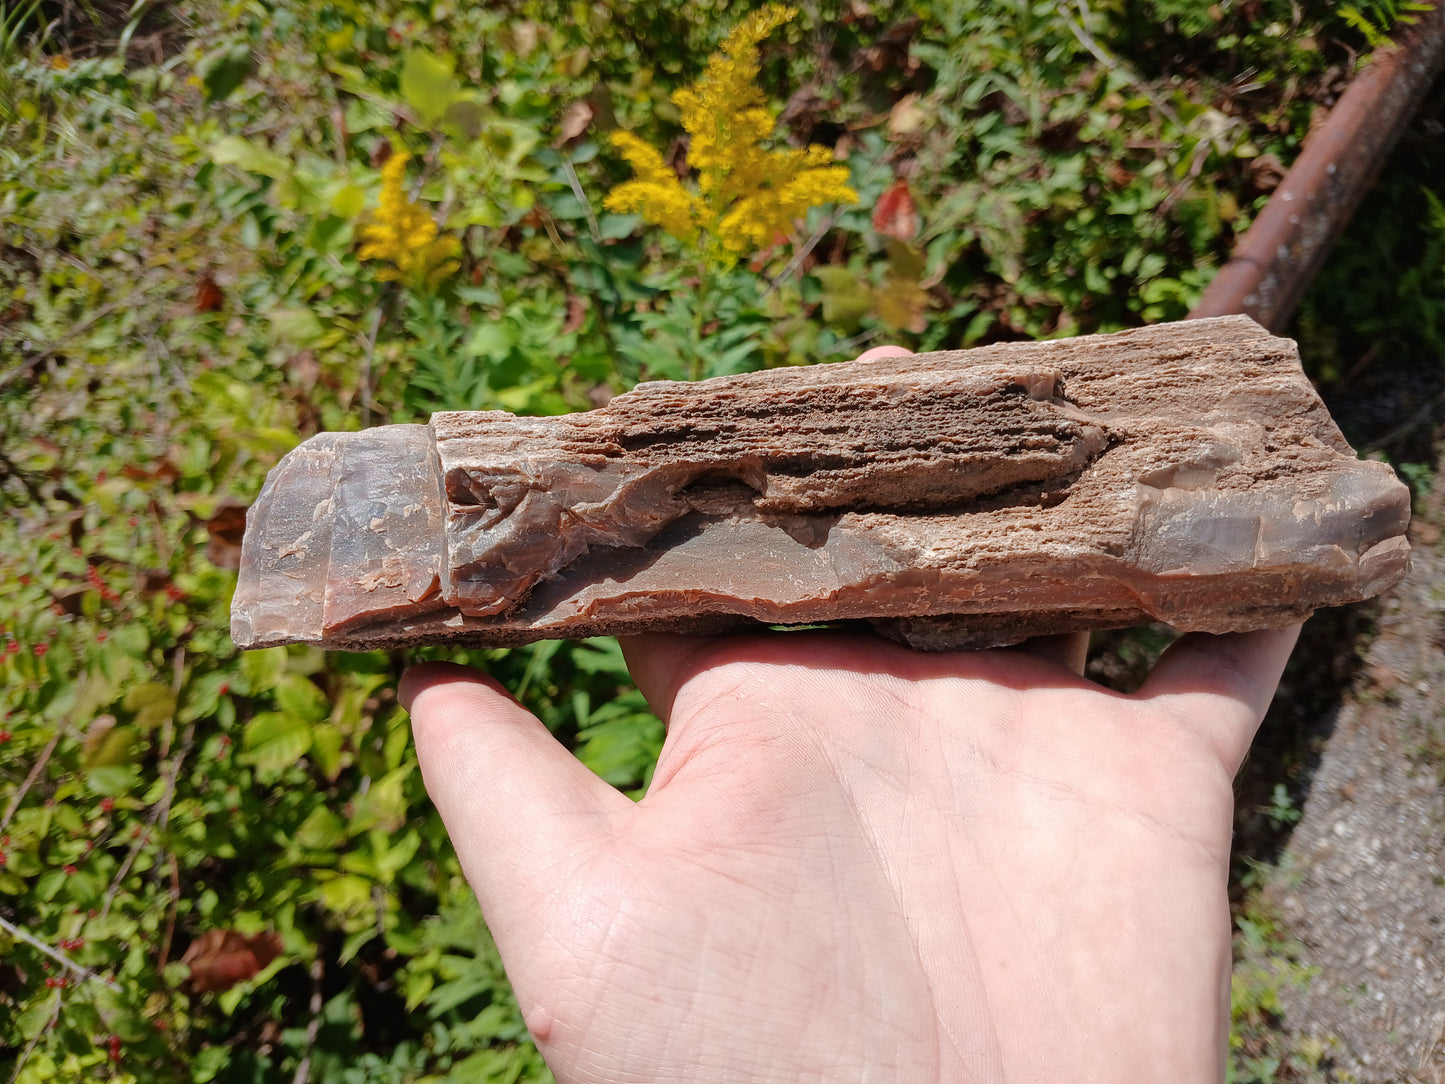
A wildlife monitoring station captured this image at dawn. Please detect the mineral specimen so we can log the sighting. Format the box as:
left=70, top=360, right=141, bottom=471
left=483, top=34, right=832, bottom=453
left=230, top=316, right=1411, bottom=652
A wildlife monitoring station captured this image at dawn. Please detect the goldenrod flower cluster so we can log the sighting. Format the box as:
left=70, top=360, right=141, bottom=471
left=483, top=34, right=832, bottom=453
left=358, top=152, right=461, bottom=290
left=605, top=5, right=857, bottom=264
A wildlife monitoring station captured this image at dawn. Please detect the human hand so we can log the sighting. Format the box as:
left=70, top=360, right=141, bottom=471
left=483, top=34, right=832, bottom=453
left=401, top=623, right=1297, bottom=1083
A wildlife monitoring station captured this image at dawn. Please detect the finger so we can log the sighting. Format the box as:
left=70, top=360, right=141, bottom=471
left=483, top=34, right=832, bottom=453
left=400, top=662, right=626, bottom=920
left=1134, top=625, right=1302, bottom=768
left=1010, top=630, right=1090, bottom=676
left=854, top=344, right=914, bottom=361
left=619, top=632, right=762, bottom=726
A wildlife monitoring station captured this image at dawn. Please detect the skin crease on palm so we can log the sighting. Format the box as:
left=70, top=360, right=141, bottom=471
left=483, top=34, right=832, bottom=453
left=397, top=350, right=1303, bottom=1084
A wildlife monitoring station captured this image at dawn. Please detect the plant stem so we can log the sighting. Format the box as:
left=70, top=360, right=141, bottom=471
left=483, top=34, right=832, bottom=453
left=0, top=915, right=119, bottom=989
left=690, top=260, right=709, bottom=381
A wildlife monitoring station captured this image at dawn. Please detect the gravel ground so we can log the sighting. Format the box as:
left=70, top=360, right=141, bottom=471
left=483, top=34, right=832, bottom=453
left=1258, top=455, right=1445, bottom=1081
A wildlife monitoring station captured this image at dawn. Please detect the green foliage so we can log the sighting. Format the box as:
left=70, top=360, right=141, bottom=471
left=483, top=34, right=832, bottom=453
left=1229, top=911, right=1335, bottom=1082
left=0, top=0, right=1395, bottom=1079
left=1338, top=0, right=1433, bottom=49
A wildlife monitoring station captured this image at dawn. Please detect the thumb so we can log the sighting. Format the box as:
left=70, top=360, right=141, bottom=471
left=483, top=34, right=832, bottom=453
left=401, top=662, right=627, bottom=926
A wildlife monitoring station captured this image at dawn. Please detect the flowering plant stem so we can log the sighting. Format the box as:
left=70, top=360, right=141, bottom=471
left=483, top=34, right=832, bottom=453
left=690, top=261, right=710, bottom=381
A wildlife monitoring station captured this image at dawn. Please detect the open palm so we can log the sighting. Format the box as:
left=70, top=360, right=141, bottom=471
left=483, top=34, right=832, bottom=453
left=402, top=625, right=1296, bottom=1083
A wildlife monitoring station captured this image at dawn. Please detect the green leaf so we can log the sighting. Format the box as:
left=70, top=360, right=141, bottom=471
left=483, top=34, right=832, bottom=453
left=575, top=709, right=663, bottom=787
left=401, top=49, right=460, bottom=127
left=240, top=646, right=288, bottom=695
left=240, top=711, right=314, bottom=772
left=310, top=722, right=345, bottom=780
left=209, top=135, right=291, bottom=181
left=87, top=764, right=140, bottom=797
left=295, top=807, right=346, bottom=851
left=348, top=765, right=413, bottom=833
left=198, top=41, right=253, bottom=102
left=84, top=724, right=136, bottom=768
left=192, top=1045, right=231, bottom=1083
left=330, top=182, right=367, bottom=219
left=275, top=673, right=329, bottom=723
left=317, top=873, right=373, bottom=918
left=598, top=212, right=642, bottom=240
left=123, top=681, right=177, bottom=731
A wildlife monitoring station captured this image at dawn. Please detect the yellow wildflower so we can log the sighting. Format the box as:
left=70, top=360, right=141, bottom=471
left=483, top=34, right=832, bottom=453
left=358, top=151, right=461, bottom=290
left=604, top=4, right=856, bottom=265
left=606, top=132, right=701, bottom=247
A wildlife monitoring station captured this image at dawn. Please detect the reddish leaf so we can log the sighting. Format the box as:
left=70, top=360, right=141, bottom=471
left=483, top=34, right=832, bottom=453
left=180, top=929, right=283, bottom=993
left=205, top=502, right=249, bottom=572
left=562, top=294, right=587, bottom=335
left=195, top=275, right=223, bottom=314
left=872, top=179, right=918, bottom=241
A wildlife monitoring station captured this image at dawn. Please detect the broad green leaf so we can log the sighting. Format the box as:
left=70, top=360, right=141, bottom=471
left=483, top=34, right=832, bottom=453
left=209, top=135, right=291, bottom=181
left=87, top=764, right=140, bottom=797
left=198, top=41, right=253, bottom=102
left=240, top=711, right=313, bottom=772
left=295, top=807, right=345, bottom=851
left=310, top=722, right=345, bottom=780
left=401, top=49, right=459, bottom=127
left=275, top=673, right=329, bottom=723
left=191, top=1046, right=230, bottom=1083
left=123, top=681, right=177, bottom=730
left=348, top=765, right=413, bottom=833
left=330, top=182, right=367, bottom=219
left=240, top=646, right=288, bottom=695
left=317, top=873, right=373, bottom=918
left=267, top=304, right=327, bottom=349
left=84, top=724, right=136, bottom=768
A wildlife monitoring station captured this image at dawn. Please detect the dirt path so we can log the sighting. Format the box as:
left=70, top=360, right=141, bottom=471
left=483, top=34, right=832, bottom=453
left=1257, top=449, right=1445, bottom=1080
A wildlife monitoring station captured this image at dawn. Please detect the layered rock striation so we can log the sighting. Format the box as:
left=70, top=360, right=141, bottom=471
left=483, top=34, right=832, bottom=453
left=230, top=316, right=1411, bottom=651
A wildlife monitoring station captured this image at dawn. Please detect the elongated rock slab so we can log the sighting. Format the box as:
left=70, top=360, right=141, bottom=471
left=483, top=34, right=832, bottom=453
left=230, top=316, right=1411, bottom=652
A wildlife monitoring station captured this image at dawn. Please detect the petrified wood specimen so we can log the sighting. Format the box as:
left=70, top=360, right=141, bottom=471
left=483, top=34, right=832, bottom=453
left=230, top=316, right=1411, bottom=652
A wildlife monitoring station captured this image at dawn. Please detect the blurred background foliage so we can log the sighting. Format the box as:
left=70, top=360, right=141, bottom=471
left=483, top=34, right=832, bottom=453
left=0, top=0, right=1440, bottom=1080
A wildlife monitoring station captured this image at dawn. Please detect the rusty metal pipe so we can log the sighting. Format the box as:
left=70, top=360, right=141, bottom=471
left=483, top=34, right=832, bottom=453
left=1190, top=4, right=1445, bottom=329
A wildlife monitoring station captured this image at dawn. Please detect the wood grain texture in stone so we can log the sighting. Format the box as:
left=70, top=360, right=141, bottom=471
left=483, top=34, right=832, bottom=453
left=230, top=316, right=1411, bottom=652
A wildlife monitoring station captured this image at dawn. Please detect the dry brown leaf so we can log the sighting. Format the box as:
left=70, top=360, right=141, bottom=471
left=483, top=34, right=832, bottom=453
left=205, top=502, right=250, bottom=572
left=181, top=929, right=283, bottom=993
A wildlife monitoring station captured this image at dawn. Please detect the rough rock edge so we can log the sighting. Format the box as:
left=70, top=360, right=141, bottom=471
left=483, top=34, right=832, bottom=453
left=231, top=316, right=1412, bottom=652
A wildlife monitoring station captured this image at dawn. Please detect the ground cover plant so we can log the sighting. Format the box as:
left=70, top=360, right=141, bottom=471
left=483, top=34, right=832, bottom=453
left=0, top=0, right=1426, bottom=1079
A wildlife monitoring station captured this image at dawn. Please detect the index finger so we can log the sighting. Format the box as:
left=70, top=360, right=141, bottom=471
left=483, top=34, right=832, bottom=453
left=1134, top=625, right=1301, bottom=769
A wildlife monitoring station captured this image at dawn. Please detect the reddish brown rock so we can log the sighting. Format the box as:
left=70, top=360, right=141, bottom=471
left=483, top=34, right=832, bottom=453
left=230, top=316, right=1411, bottom=652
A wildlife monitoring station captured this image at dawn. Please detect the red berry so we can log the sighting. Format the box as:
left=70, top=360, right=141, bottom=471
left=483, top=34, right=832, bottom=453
left=96, top=630, right=108, bottom=642
left=63, top=864, right=76, bottom=874
left=108, top=1034, right=122, bottom=1062
left=0, top=853, right=6, bottom=865
left=127, top=516, right=138, bottom=527
left=18, top=574, right=30, bottom=586
left=218, top=683, right=229, bottom=696
left=33, top=644, right=48, bottom=657
left=0, top=731, right=9, bottom=742
left=4, top=641, right=19, bottom=655
left=100, top=798, right=114, bottom=812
